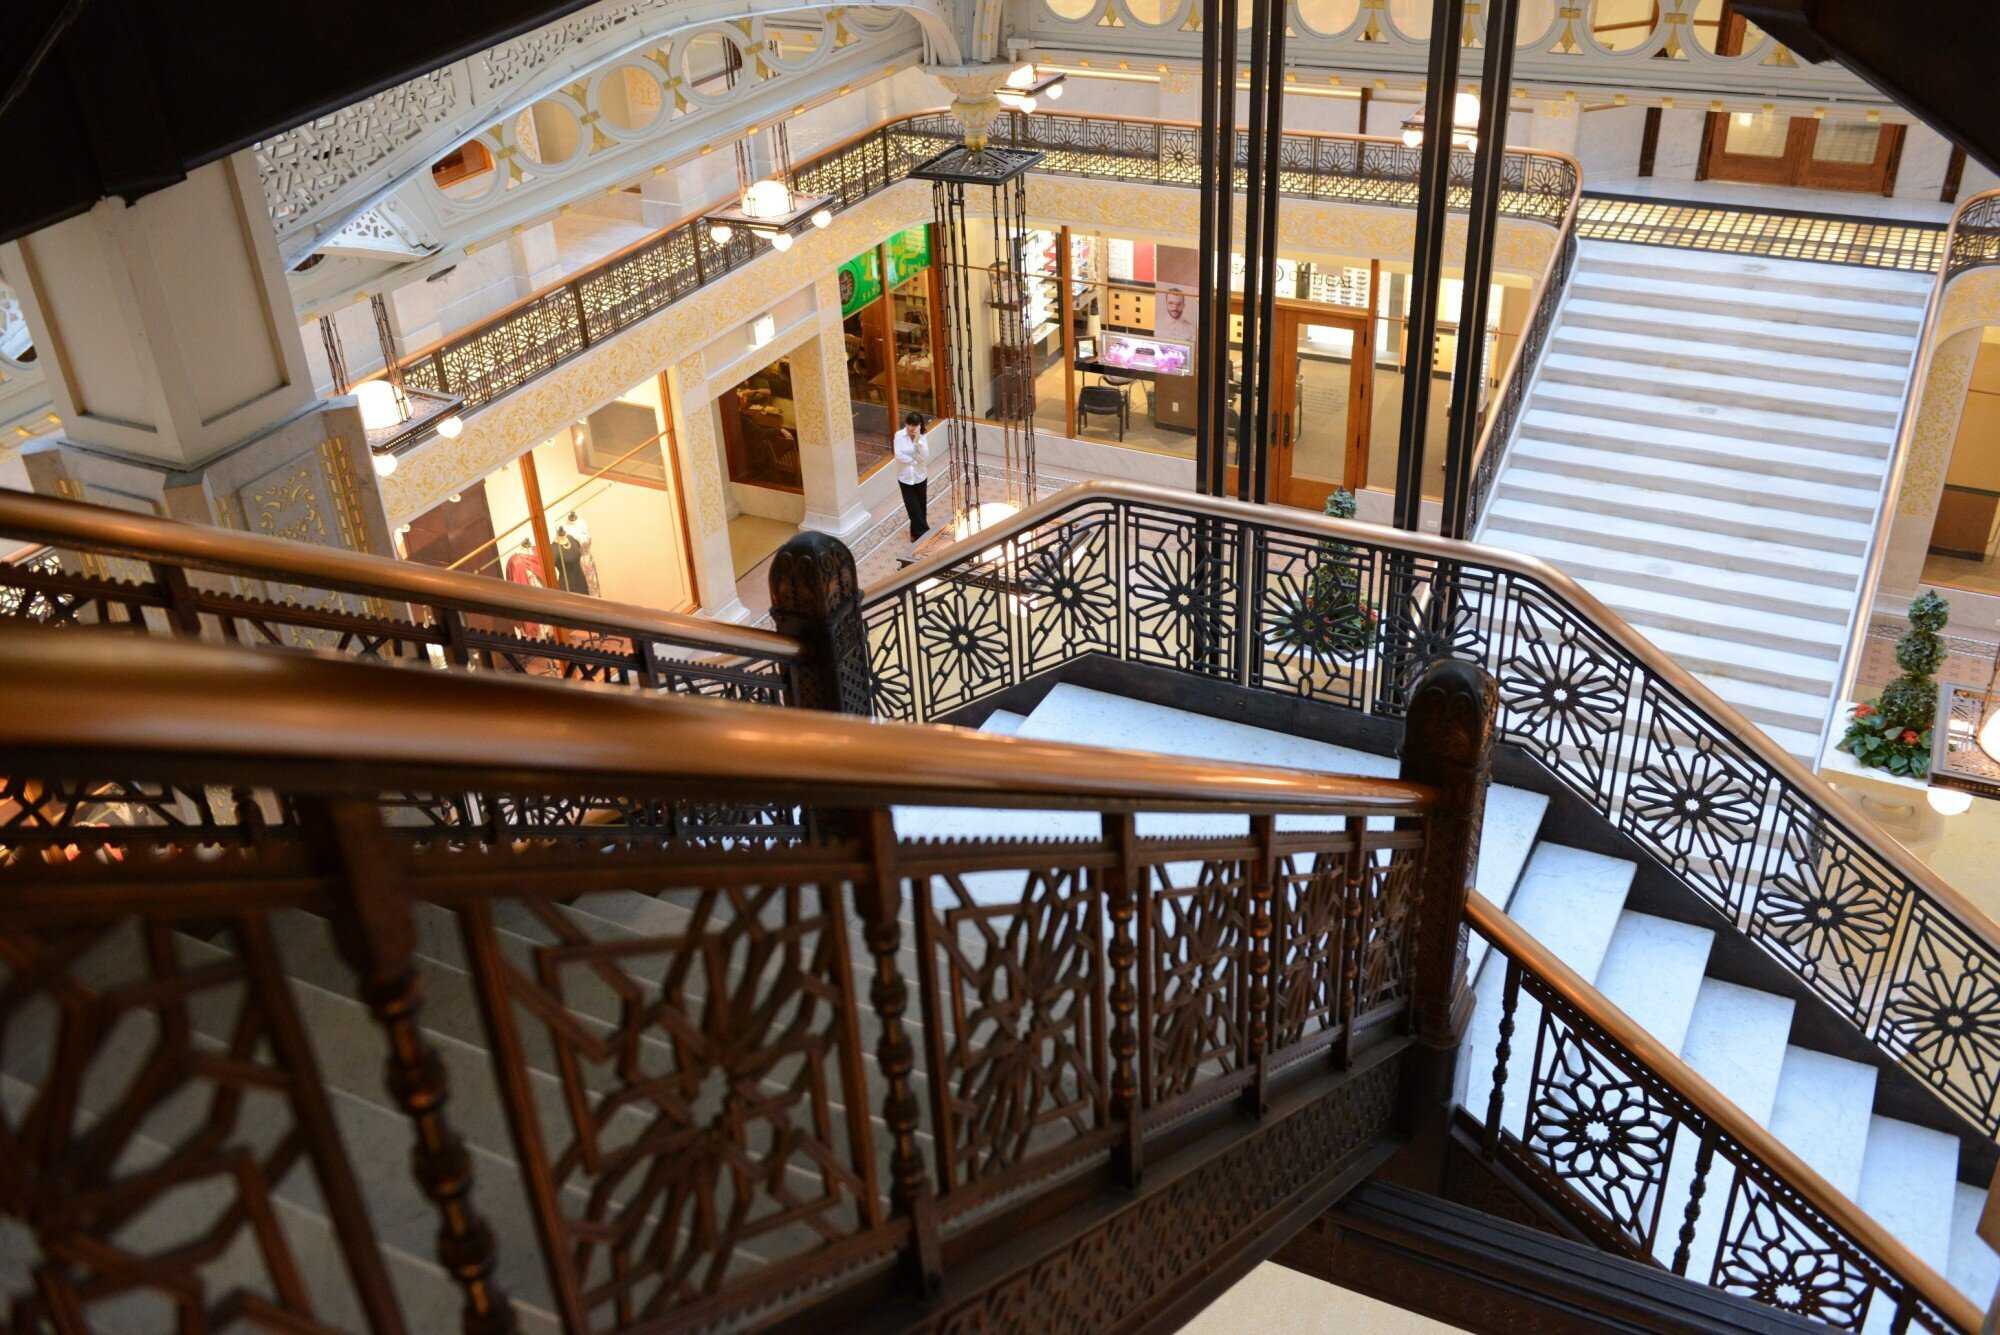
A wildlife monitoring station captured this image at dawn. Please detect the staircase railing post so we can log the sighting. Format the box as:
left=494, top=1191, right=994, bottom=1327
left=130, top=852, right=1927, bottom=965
left=769, top=531, right=872, bottom=713
left=1394, top=658, right=1497, bottom=1189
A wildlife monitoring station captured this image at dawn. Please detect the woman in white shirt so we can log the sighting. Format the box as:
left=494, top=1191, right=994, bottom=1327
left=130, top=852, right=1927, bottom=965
left=894, top=412, right=930, bottom=541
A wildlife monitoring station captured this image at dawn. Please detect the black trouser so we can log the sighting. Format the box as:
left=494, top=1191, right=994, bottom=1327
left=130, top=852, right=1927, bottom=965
left=900, top=478, right=928, bottom=540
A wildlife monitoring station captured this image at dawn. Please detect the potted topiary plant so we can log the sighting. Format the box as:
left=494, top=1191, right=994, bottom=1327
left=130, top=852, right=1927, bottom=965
left=1839, top=590, right=1950, bottom=778
left=1274, top=488, right=1377, bottom=657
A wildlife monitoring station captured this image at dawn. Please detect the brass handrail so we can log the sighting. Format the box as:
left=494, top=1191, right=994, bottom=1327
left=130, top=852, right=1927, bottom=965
left=0, top=626, right=1431, bottom=814
left=1467, top=890, right=1981, bottom=1334
left=0, top=488, right=799, bottom=662
left=863, top=477, right=2000, bottom=963
left=1821, top=184, right=2000, bottom=758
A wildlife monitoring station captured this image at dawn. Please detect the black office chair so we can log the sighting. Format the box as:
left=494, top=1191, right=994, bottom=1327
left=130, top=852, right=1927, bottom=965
left=1100, top=372, right=1139, bottom=416
left=1077, top=384, right=1127, bottom=440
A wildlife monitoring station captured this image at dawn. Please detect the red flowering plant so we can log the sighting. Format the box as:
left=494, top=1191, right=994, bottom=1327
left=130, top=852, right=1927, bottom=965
left=1839, top=591, right=1948, bottom=778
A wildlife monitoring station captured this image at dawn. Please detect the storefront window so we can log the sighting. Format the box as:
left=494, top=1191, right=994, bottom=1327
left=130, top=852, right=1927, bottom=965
left=717, top=355, right=802, bottom=491
left=400, top=373, right=698, bottom=622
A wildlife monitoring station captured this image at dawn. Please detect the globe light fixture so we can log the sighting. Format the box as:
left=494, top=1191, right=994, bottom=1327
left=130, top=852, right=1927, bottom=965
left=372, top=449, right=398, bottom=477
left=811, top=207, right=834, bottom=229
left=1928, top=785, right=1975, bottom=816
left=1402, top=90, right=1482, bottom=152
left=436, top=414, right=464, bottom=440
left=709, top=223, right=734, bottom=245
left=770, top=231, right=794, bottom=252
left=701, top=125, right=834, bottom=254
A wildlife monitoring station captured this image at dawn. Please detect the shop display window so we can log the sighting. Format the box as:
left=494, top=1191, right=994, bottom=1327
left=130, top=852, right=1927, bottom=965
left=717, top=355, right=802, bottom=491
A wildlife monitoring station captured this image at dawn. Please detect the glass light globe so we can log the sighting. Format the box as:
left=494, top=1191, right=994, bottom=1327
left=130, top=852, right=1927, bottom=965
left=1018, top=96, right=1038, bottom=114
left=1980, top=708, right=2000, bottom=764
left=354, top=379, right=404, bottom=431
left=742, top=178, right=793, bottom=219
left=436, top=414, right=464, bottom=439
left=811, top=208, right=833, bottom=229
left=1402, top=125, right=1423, bottom=149
left=709, top=223, right=734, bottom=245
left=1929, top=786, right=1974, bottom=816
left=770, top=231, right=794, bottom=252
left=1452, top=90, right=1480, bottom=129
left=372, top=450, right=398, bottom=477
left=1008, top=63, right=1037, bottom=90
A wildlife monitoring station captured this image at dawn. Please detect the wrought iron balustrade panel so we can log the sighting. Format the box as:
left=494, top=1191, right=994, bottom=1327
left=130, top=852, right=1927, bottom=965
left=0, top=742, right=1429, bottom=1331
left=859, top=491, right=2000, bottom=1143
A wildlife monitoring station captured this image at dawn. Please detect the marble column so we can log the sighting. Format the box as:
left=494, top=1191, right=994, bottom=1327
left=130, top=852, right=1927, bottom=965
left=0, top=149, right=396, bottom=563
left=794, top=275, right=871, bottom=544
left=665, top=350, right=753, bottom=623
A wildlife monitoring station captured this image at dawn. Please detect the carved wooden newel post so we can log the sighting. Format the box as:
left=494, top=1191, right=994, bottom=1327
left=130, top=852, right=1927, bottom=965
left=1396, top=658, right=1497, bottom=1190
left=770, top=531, right=873, bottom=714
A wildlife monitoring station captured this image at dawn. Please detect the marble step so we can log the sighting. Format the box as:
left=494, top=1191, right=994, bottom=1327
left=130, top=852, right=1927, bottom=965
left=1476, top=526, right=1854, bottom=623
left=1517, top=408, right=1888, bottom=489
left=1538, top=353, right=1905, bottom=430
left=1509, top=437, right=1879, bottom=523
left=1558, top=297, right=1919, bottom=367
left=1573, top=577, right=1846, bottom=665
left=1495, top=468, right=1873, bottom=556
left=1461, top=844, right=1637, bottom=1135
left=980, top=709, right=1029, bottom=735
left=1528, top=378, right=1895, bottom=456
left=1949, top=1185, right=2000, bottom=1311
left=1482, top=497, right=1864, bottom=590
left=1577, top=243, right=1933, bottom=309
left=1590, top=912, right=1714, bottom=1056
left=1544, top=325, right=1912, bottom=395
left=1769, top=1048, right=1879, bottom=1199
left=1567, top=271, right=1924, bottom=336
left=1857, top=1116, right=1960, bottom=1279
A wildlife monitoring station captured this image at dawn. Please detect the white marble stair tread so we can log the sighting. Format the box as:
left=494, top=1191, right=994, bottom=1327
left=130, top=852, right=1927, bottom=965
left=1519, top=406, right=1889, bottom=484
left=1574, top=578, right=1846, bottom=661
left=1577, top=242, right=1934, bottom=302
left=1768, top=1048, right=1878, bottom=1198
left=1461, top=843, right=1637, bottom=1135
left=1857, top=1116, right=1959, bottom=1279
left=1679, top=980, right=1797, bottom=1125
left=1949, top=1185, right=2000, bottom=1308
left=1545, top=326, right=1912, bottom=391
left=980, top=709, right=1028, bottom=735
left=1462, top=782, right=1553, bottom=983
left=1558, top=297, right=1920, bottom=364
left=1605, top=618, right=1837, bottom=696
left=1509, top=437, right=1880, bottom=518
left=1589, top=913, right=1713, bottom=1056
left=1529, top=379, right=1896, bottom=452
left=1567, top=271, right=1921, bottom=333
left=1497, top=469, right=1875, bottom=551
left=1539, top=353, right=1905, bottom=423
left=1479, top=526, right=1852, bottom=619
left=1484, top=497, right=1865, bottom=585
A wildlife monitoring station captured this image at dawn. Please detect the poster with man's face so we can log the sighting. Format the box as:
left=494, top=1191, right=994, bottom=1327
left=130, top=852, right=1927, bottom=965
left=1154, top=245, right=1199, bottom=345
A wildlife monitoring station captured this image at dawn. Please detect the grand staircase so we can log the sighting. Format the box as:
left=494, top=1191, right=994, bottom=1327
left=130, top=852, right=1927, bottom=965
left=1479, top=239, right=1930, bottom=763
left=949, top=682, right=2000, bottom=1314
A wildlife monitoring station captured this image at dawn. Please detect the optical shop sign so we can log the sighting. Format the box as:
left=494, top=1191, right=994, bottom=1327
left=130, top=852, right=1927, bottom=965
left=838, top=226, right=930, bottom=317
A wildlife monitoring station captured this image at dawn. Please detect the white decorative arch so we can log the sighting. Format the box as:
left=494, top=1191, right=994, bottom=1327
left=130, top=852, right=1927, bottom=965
left=256, top=0, right=960, bottom=262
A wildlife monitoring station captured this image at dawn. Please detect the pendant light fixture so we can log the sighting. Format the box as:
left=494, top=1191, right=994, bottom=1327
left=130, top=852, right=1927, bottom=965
left=700, top=39, right=835, bottom=251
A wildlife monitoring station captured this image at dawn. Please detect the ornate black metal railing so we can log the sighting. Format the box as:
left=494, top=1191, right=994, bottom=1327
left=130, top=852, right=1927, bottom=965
left=1464, top=893, right=1975, bottom=1334
left=856, top=480, right=2000, bottom=1151
left=394, top=108, right=1578, bottom=415
left=0, top=489, right=798, bottom=703
left=0, top=626, right=1450, bottom=1333
left=1943, top=189, right=2000, bottom=280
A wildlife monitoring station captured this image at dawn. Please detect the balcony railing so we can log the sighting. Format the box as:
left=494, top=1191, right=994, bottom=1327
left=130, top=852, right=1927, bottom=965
left=853, top=482, right=2000, bottom=1156
left=0, top=624, right=1453, bottom=1332
left=391, top=108, right=1579, bottom=418
left=0, top=478, right=1980, bottom=1329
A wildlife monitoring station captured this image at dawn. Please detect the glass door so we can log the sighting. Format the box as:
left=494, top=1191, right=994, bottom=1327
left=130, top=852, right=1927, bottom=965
left=1272, top=305, right=1372, bottom=510
left=1221, top=298, right=1375, bottom=509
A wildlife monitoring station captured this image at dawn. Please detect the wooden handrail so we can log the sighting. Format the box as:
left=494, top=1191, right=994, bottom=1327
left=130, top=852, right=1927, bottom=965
left=1467, top=890, right=1982, bottom=1334
left=0, top=626, right=1432, bottom=814
left=0, top=488, right=799, bottom=662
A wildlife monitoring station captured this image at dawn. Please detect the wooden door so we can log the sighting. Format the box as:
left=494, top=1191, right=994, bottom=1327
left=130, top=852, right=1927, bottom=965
left=1222, top=295, right=1374, bottom=509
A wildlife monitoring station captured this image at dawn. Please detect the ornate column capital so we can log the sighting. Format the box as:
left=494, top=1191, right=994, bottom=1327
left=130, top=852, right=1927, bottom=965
left=926, top=62, right=1022, bottom=150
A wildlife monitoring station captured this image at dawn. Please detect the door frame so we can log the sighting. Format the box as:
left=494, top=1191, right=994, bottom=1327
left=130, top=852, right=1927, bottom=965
left=1222, top=288, right=1374, bottom=508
